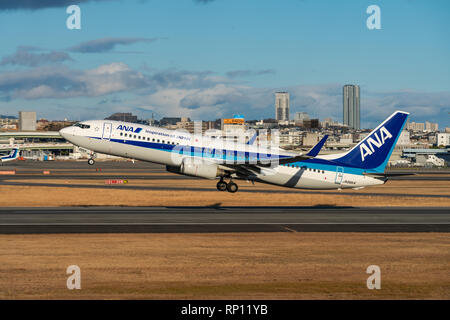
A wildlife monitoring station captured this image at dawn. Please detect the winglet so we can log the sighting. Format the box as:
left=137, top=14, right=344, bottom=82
left=306, top=135, right=328, bottom=157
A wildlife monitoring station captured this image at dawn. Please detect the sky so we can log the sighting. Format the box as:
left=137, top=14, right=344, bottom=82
left=0, top=0, right=449, bottom=128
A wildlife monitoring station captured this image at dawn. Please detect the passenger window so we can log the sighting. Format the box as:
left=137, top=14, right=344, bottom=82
left=152, top=138, right=155, bottom=142
left=157, top=139, right=160, bottom=143
left=120, top=132, right=123, bottom=136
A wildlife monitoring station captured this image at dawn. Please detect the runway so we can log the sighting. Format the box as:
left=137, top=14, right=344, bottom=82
left=0, top=206, right=448, bottom=234
left=2, top=160, right=449, bottom=180
left=1, top=178, right=449, bottom=199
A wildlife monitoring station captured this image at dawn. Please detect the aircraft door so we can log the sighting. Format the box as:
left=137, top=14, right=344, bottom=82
left=102, top=122, right=112, bottom=140
left=335, top=166, right=344, bottom=184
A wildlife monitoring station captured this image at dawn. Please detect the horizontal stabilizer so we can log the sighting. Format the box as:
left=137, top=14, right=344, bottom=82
left=363, top=172, right=416, bottom=178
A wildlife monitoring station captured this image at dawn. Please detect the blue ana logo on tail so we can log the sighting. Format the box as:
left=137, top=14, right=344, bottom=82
left=360, top=126, right=393, bottom=161
left=116, top=125, right=142, bottom=133
left=332, top=111, right=409, bottom=172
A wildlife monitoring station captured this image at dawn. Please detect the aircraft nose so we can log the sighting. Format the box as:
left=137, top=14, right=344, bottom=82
left=59, top=126, right=73, bottom=140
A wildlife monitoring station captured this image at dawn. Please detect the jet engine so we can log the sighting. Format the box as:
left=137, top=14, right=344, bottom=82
left=166, top=159, right=222, bottom=179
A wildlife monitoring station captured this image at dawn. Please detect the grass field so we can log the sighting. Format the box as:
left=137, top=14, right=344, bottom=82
left=0, top=233, right=448, bottom=299
left=0, top=178, right=449, bottom=207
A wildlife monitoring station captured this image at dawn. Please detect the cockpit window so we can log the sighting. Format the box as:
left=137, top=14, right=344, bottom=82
left=74, top=123, right=90, bottom=129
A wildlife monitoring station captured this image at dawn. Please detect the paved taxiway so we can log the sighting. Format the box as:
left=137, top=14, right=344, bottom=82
left=0, top=207, right=448, bottom=233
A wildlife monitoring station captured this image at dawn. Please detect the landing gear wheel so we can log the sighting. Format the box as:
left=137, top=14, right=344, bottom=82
left=88, top=158, right=95, bottom=165
left=226, top=182, right=238, bottom=193
left=217, top=180, right=227, bottom=191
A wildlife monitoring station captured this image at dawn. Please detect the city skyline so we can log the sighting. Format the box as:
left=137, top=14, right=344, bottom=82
left=0, top=0, right=449, bottom=129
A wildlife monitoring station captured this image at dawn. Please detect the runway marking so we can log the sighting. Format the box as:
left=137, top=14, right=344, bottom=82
left=2, top=223, right=449, bottom=226
left=283, top=226, right=298, bottom=232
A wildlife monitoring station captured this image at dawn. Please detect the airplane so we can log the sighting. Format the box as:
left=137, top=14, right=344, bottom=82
left=59, top=111, right=409, bottom=193
left=0, top=148, right=20, bottom=165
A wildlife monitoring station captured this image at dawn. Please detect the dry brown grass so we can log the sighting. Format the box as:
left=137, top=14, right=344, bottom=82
left=8, top=178, right=450, bottom=195
left=0, top=233, right=448, bottom=299
left=0, top=178, right=449, bottom=207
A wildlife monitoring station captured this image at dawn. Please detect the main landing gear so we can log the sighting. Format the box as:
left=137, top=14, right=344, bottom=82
left=216, top=177, right=238, bottom=193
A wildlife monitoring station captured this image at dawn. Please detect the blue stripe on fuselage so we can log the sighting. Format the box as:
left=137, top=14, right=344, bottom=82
left=90, top=136, right=366, bottom=175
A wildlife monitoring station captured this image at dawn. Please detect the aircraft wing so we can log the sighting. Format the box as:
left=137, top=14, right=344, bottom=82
left=277, top=154, right=313, bottom=164
left=215, top=153, right=313, bottom=180
left=196, top=134, right=329, bottom=178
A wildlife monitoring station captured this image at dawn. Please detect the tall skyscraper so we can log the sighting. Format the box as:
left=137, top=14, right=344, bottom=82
left=275, top=92, right=290, bottom=121
left=343, top=85, right=360, bottom=129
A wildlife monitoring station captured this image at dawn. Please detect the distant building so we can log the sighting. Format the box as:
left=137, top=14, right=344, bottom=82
left=437, top=133, right=450, bottom=147
left=320, top=117, right=335, bottom=128
left=302, top=119, right=320, bottom=129
left=407, top=121, right=425, bottom=132
left=425, top=121, right=439, bottom=132
left=160, top=117, right=182, bottom=126
left=0, top=115, right=18, bottom=129
left=343, top=84, right=360, bottom=129
left=19, top=111, right=36, bottom=131
left=303, top=133, right=320, bottom=147
left=397, top=130, right=411, bottom=145
left=339, top=133, right=354, bottom=144
left=294, top=112, right=309, bottom=122
left=222, top=115, right=246, bottom=139
left=181, top=121, right=209, bottom=134
left=105, top=112, right=138, bottom=123
left=275, top=92, right=290, bottom=121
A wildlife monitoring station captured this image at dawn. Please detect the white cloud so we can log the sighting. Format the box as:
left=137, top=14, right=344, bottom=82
left=0, top=61, right=448, bottom=127
left=0, top=62, right=148, bottom=99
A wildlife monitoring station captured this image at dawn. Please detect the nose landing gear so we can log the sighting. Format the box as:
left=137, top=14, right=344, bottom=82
left=87, top=152, right=97, bottom=165
left=216, top=177, right=239, bottom=193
